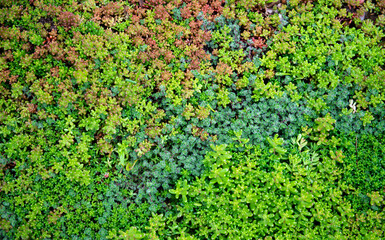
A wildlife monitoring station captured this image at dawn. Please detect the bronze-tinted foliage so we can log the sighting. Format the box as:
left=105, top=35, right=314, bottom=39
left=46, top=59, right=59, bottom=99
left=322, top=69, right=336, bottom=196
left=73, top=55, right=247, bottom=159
left=57, top=11, right=80, bottom=30
left=93, top=1, right=125, bottom=27
left=379, top=0, right=385, bottom=11
left=123, top=0, right=223, bottom=71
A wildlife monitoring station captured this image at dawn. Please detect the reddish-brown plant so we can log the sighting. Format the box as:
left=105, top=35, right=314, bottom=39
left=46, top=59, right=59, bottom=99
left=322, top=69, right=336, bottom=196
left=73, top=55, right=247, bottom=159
left=57, top=11, right=80, bottom=30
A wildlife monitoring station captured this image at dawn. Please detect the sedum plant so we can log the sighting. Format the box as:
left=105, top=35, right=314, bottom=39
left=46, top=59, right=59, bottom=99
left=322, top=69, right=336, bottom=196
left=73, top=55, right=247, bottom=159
left=168, top=138, right=384, bottom=239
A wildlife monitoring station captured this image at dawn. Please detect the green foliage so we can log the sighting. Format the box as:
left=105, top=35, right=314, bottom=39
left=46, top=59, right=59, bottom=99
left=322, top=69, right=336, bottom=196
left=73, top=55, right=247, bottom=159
left=107, top=226, right=145, bottom=240
left=360, top=111, right=374, bottom=127
left=309, top=113, right=337, bottom=145
left=339, top=133, right=385, bottom=212
left=168, top=139, right=384, bottom=239
left=1, top=0, right=385, bottom=239
left=267, top=1, right=385, bottom=113
left=267, top=134, right=287, bottom=156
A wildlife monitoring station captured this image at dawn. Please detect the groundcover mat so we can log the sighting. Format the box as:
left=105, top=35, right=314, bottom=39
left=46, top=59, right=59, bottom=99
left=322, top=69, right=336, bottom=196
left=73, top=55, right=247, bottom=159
left=0, top=0, right=384, bottom=239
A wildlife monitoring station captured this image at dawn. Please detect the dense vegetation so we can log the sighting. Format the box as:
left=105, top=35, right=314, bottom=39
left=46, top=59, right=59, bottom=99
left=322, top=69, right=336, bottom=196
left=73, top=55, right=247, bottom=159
left=0, top=0, right=384, bottom=239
